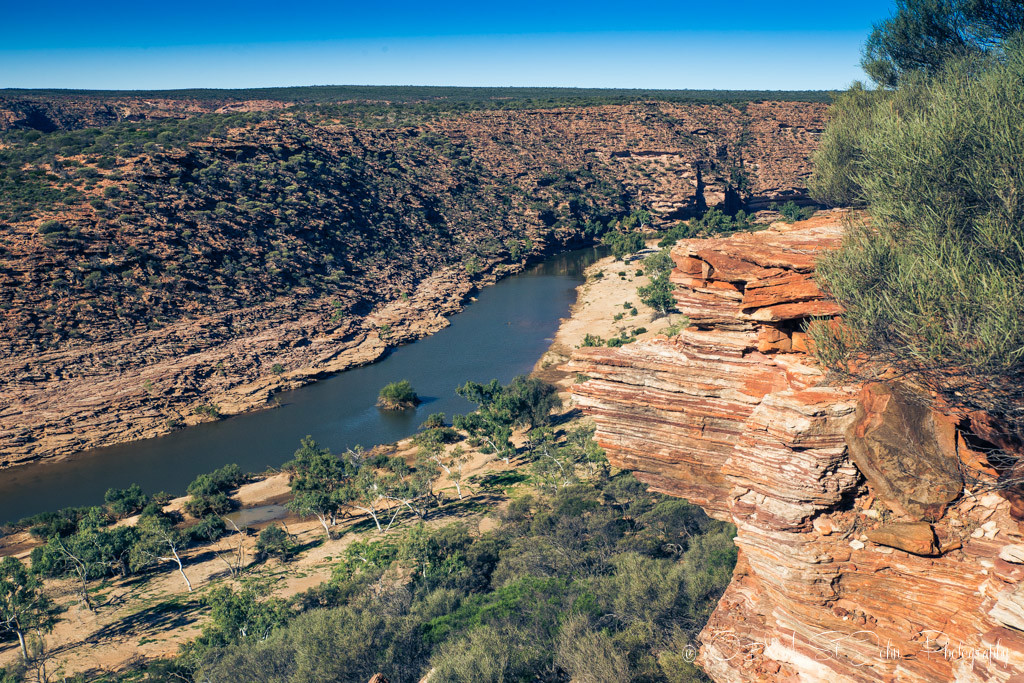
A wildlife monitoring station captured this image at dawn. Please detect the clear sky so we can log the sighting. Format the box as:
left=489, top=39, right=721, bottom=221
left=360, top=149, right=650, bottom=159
left=1, top=1, right=896, bottom=91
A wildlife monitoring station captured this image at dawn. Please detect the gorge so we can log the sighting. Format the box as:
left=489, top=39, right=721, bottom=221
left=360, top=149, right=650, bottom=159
left=0, top=95, right=826, bottom=468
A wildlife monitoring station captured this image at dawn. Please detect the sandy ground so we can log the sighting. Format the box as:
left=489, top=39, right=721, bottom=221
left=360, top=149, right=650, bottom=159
left=535, top=240, right=686, bottom=392
left=0, top=438, right=527, bottom=677
left=0, top=243, right=654, bottom=678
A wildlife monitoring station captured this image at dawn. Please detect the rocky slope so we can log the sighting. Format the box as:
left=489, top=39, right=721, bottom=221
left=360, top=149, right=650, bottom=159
left=569, top=214, right=1024, bottom=681
left=0, top=96, right=288, bottom=132
left=0, top=100, right=825, bottom=466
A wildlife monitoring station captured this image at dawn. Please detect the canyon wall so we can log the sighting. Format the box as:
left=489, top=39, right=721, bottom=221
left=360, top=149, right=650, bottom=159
left=569, top=214, right=1024, bottom=681
left=1, top=101, right=824, bottom=465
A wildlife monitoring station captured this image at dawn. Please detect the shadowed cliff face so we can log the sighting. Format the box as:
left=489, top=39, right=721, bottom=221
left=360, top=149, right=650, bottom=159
left=569, top=214, right=1024, bottom=682
left=0, top=100, right=825, bottom=465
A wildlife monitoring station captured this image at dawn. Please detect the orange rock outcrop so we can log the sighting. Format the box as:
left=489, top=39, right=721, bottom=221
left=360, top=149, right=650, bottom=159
left=569, top=214, right=1024, bottom=681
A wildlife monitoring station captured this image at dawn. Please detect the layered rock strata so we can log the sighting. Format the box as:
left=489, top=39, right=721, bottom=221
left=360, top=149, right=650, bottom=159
left=1, top=100, right=825, bottom=465
left=569, top=214, right=1024, bottom=681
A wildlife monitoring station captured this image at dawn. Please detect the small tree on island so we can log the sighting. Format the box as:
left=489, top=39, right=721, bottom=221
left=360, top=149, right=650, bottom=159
left=377, top=380, right=421, bottom=410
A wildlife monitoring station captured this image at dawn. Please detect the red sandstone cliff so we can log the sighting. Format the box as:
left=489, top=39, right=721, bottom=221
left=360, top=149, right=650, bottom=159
left=569, top=214, right=1024, bottom=681
left=1, top=101, right=825, bottom=466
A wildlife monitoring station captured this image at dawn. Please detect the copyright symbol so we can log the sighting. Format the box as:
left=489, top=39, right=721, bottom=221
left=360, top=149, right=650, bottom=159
left=683, top=645, right=698, bottom=663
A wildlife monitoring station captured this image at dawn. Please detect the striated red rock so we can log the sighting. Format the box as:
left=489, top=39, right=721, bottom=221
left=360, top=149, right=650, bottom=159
left=865, top=522, right=939, bottom=556
left=569, top=215, right=1024, bottom=682
left=0, top=100, right=828, bottom=466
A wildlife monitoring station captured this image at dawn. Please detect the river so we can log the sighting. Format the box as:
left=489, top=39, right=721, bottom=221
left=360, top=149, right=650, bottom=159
left=0, top=246, right=604, bottom=524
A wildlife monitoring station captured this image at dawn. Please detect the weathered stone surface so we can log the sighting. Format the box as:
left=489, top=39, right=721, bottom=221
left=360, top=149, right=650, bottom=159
left=865, top=522, right=939, bottom=556
left=0, top=99, right=828, bottom=466
left=568, top=216, right=1024, bottom=682
left=846, top=382, right=963, bottom=521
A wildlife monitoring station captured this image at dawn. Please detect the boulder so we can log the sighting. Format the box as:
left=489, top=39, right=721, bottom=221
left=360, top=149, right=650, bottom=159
left=865, top=522, right=939, bottom=556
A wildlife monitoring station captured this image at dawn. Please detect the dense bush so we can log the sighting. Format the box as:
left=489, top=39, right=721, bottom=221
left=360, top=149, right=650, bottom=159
left=192, top=475, right=736, bottom=682
left=184, top=464, right=245, bottom=517
left=377, top=380, right=420, bottom=409
left=860, top=0, right=1024, bottom=87
left=809, top=45, right=1024, bottom=433
left=602, top=230, right=645, bottom=260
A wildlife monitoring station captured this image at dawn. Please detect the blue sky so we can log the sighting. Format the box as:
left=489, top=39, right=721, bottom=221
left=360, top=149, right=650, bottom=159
left=1, top=1, right=896, bottom=90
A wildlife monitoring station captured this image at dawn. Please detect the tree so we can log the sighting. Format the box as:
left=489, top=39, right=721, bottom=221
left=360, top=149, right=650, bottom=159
left=30, top=517, right=138, bottom=611
left=212, top=518, right=249, bottom=576
left=131, top=513, right=195, bottom=592
left=454, top=411, right=515, bottom=464
left=255, top=524, right=294, bottom=562
left=104, top=484, right=149, bottom=519
left=0, top=557, right=56, bottom=662
left=527, top=428, right=577, bottom=492
left=419, top=444, right=471, bottom=500
left=602, top=231, right=645, bottom=260
left=187, top=581, right=290, bottom=659
left=458, top=376, right=561, bottom=432
left=342, top=468, right=398, bottom=533
left=861, top=0, right=1024, bottom=86
left=377, top=380, right=420, bottom=410
left=638, top=250, right=677, bottom=319
left=285, top=437, right=351, bottom=540
left=184, top=464, right=245, bottom=517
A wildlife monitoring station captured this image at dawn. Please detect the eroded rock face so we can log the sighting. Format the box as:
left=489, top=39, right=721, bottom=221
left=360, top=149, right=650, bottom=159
left=1, top=100, right=826, bottom=466
left=569, top=215, right=1024, bottom=682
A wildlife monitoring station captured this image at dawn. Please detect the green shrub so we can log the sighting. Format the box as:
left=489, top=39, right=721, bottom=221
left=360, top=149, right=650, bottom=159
left=377, top=380, right=420, bottom=409
left=256, top=524, right=294, bottom=561
left=37, top=219, right=64, bottom=235
left=809, top=36, right=1024, bottom=433
left=770, top=200, right=814, bottom=223
left=602, top=231, right=645, bottom=260
left=104, top=484, right=149, bottom=518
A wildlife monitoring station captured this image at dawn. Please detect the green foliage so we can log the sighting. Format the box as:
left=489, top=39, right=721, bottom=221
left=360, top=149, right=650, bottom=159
left=457, top=375, right=562, bottom=431
left=419, top=412, right=446, bottom=430
left=186, top=514, right=227, bottom=545
left=184, top=464, right=245, bottom=517
left=0, top=556, right=57, bottom=660
left=270, top=362, right=285, bottom=375
left=182, top=581, right=291, bottom=664
left=255, top=524, right=295, bottom=562
left=657, top=221, right=701, bottom=247
left=192, top=403, right=221, bottom=419
left=658, top=209, right=764, bottom=247
left=602, top=230, right=645, bottom=260
left=102, top=485, right=148, bottom=518
left=30, top=522, right=138, bottom=583
left=285, top=437, right=354, bottom=538
left=191, top=472, right=736, bottom=682
left=36, top=219, right=64, bottom=235
left=807, top=83, right=879, bottom=206
left=638, top=247, right=678, bottom=316
left=377, top=379, right=419, bottom=408
left=809, top=45, right=1024, bottom=431
left=861, top=0, right=1024, bottom=87
left=770, top=200, right=815, bottom=223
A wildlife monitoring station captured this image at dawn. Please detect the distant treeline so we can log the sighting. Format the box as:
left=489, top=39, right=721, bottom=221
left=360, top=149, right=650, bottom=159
left=0, top=84, right=834, bottom=106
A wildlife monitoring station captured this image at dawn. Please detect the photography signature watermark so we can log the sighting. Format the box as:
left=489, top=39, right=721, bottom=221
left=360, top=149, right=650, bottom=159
left=680, top=629, right=1012, bottom=666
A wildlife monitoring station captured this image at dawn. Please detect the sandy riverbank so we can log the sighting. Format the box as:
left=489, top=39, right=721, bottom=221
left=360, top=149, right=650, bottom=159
left=0, top=243, right=654, bottom=677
